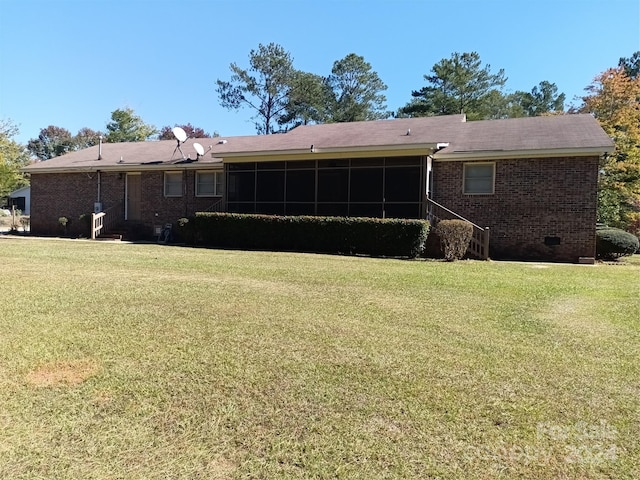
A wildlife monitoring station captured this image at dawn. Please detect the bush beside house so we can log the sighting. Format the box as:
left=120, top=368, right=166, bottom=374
left=182, top=213, right=429, bottom=258
left=596, top=227, right=640, bottom=260
left=434, top=219, right=474, bottom=261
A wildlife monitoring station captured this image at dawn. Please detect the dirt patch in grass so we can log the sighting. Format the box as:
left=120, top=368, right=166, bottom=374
left=26, top=358, right=100, bottom=387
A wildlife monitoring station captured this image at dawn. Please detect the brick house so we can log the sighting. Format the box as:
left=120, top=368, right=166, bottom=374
left=23, top=114, right=613, bottom=262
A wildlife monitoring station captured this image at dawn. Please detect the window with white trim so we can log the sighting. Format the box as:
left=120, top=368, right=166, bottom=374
left=463, top=163, right=495, bottom=194
left=195, top=171, right=224, bottom=197
left=164, top=172, right=183, bottom=197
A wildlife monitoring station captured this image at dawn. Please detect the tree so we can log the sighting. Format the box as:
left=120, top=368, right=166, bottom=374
left=512, top=81, right=565, bottom=116
left=325, top=53, right=389, bottom=122
left=0, top=120, right=30, bottom=199
left=619, top=51, right=640, bottom=79
left=216, top=43, right=296, bottom=134
left=400, top=51, right=507, bottom=120
left=27, top=126, right=103, bottom=161
left=27, top=125, right=75, bottom=160
left=74, top=127, right=102, bottom=150
left=578, top=66, right=640, bottom=230
left=158, top=123, right=214, bottom=140
left=279, top=71, right=332, bottom=129
left=105, top=108, right=157, bottom=143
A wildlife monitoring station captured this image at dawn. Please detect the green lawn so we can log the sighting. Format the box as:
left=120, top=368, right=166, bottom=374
left=1, top=237, right=638, bottom=479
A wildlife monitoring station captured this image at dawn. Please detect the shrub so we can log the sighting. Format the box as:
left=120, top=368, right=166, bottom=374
left=434, top=219, right=473, bottom=261
left=190, top=213, right=429, bottom=258
left=58, top=216, right=70, bottom=236
left=596, top=228, right=639, bottom=260
left=78, top=213, right=92, bottom=237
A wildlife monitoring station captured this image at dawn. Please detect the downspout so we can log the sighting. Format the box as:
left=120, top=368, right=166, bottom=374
left=184, top=168, right=189, bottom=217
left=422, top=154, right=434, bottom=220
left=97, top=136, right=103, bottom=210
left=426, top=154, right=433, bottom=199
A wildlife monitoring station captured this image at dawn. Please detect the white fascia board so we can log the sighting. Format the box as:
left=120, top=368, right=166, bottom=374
left=22, top=162, right=223, bottom=174
left=432, top=146, right=614, bottom=161
left=216, top=143, right=439, bottom=159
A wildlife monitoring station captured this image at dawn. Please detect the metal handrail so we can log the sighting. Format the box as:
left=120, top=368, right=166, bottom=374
left=203, top=197, right=225, bottom=212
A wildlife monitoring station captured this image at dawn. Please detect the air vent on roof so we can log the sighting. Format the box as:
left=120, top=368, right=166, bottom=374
left=218, top=139, right=227, bottom=144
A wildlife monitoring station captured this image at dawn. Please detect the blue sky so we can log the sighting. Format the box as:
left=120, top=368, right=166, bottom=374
left=1, top=0, right=638, bottom=144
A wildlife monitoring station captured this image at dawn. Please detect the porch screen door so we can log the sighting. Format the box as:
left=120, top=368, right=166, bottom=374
left=126, top=174, right=141, bottom=221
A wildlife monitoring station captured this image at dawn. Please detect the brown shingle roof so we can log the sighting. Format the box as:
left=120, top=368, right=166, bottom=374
left=23, top=114, right=613, bottom=173
left=201, top=115, right=466, bottom=156
left=24, top=138, right=223, bottom=172
left=434, top=114, right=614, bottom=158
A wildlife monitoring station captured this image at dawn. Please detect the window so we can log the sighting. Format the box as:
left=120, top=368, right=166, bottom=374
left=164, top=172, right=183, bottom=197
left=195, top=171, right=223, bottom=197
left=463, top=163, right=495, bottom=194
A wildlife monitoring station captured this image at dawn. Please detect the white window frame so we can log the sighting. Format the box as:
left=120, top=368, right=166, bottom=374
left=164, top=171, right=183, bottom=197
left=463, top=162, right=495, bottom=195
left=195, top=171, right=224, bottom=197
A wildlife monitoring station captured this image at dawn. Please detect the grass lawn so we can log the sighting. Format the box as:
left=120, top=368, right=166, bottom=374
left=0, top=237, right=638, bottom=479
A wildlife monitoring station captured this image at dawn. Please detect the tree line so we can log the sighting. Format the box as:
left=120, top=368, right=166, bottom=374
left=1, top=46, right=638, bottom=237
left=216, top=45, right=566, bottom=133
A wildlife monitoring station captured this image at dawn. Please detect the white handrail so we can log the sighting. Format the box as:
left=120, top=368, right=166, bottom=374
left=91, top=212, right=106, bottom=239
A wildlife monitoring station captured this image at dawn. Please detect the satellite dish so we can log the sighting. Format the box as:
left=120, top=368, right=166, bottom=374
left=172, top=127, right=188, bottom=143
left=193, top=142, right=205, bottom=157
left=170, top=126, right=189, bottom=160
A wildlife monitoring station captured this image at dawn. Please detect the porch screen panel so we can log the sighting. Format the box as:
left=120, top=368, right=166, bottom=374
left=385, top=167, right=421, bottom=202
left=384, top=203, right=421, bottom=219
left=227, top=202, right=256, bottom=214
left=350, top=203, right=383, bottom=218
left=256, top=170, right=285, bottom=214
left=227, top=171, right=255, bottom=213
left=256, top=171, right=285, bottom=201
left=317, top=203, right=348, bottom=216
left=350, top=168, right=383, bottom=202
left=286, top=203, right=315, bottom=216
left=256, top=203, right=285, bottom=215
left=318, top=169, right=348, bottom=202
left=286, top=170, right=315, bottom=202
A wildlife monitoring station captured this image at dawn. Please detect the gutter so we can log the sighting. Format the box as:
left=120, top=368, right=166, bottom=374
left=22, top=160, right=223, bottom=175
left=432, top=146, right=615, bottom=161
left=214, top=143, right=441, bottom=159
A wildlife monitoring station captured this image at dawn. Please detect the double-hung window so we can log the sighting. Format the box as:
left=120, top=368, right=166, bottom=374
left=164, top=172, right=183, bottom=197
left=463, top=163, right=495, bottom=194
left=195, top=171, right=224, bottom=197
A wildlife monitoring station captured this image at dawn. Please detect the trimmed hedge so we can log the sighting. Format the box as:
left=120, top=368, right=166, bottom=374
left=433, top=219, right=473, bottom=261
left=596, top=227, right=639, bottom=260
left=182, top=213, right=429, bottom=258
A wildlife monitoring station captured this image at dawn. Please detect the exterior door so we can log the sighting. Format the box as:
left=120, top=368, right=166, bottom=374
left=126, top=174, right=141, bottom=221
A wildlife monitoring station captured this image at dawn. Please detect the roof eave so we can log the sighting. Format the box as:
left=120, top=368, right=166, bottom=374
left=216, top=143, right=440, bottom=159
left=22, top=161, right=223, bottom=174
left=433, top=146, right=615, bottom=161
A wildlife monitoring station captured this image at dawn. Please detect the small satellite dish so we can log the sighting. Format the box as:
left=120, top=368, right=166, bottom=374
left=193, top=142, right=205, bottom=157
left=172, top=127, right=188, bottom=143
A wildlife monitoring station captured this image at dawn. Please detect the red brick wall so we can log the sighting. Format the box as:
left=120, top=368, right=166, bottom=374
left=139, top=171, right=219, bottom=234
left=30, top=170, right=220, bottom=237
left=431, top=156, right=599, bottom=262
left=30, top=172, right=125, bottom=237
